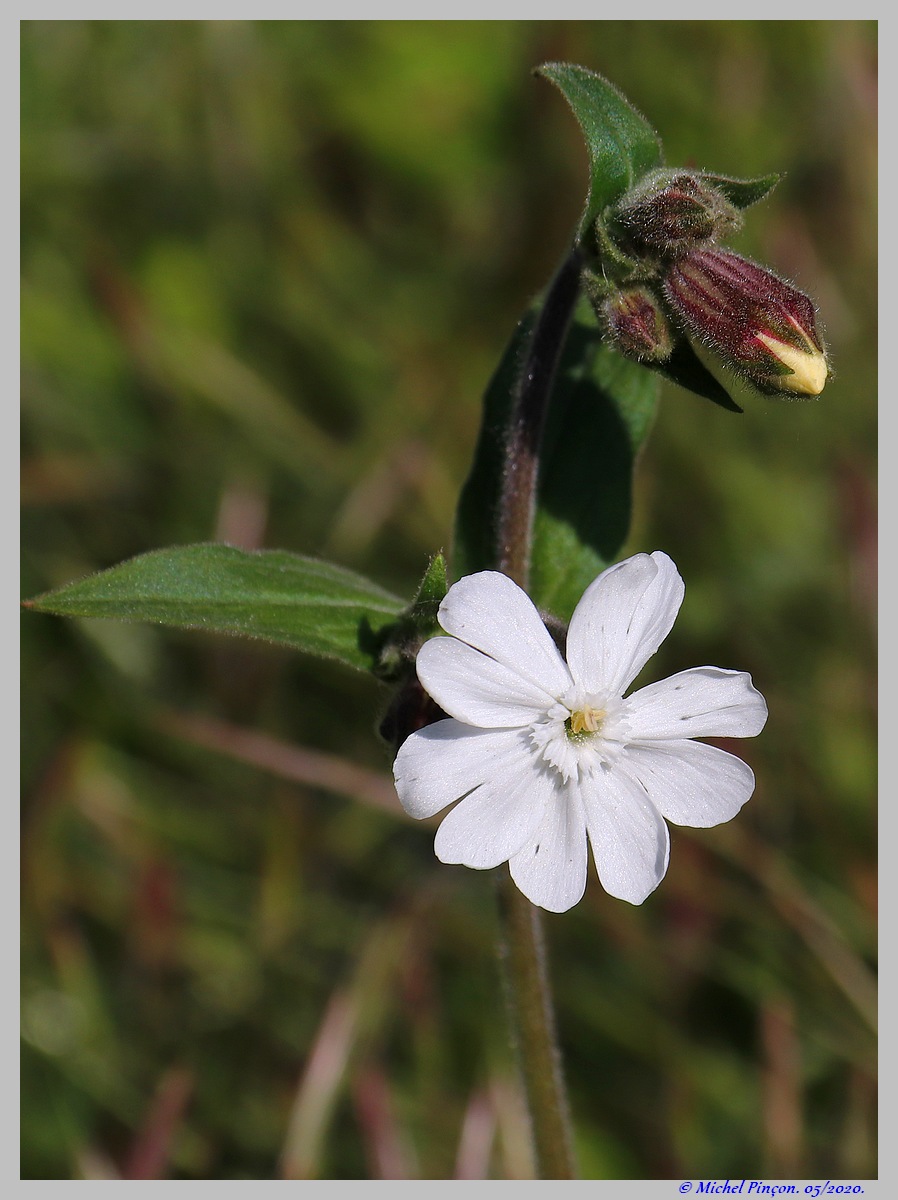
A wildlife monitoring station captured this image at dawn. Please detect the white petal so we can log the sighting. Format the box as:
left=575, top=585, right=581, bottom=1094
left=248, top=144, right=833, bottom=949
left=627, top=667, right=768, bottom=740
left=580, top=767, right=670, bottom=905
left=416, top=637, right=551, bottom=728
left=434, top=751, right=556, bottom=869
left=618, top=739, right=756, bottom=828
left=508, top=783, right=588, bottom=913
left=393, top=721, right=526, bottom=819
left=566, top=551, right=684, bottom=698
left=438, top=571, right=572, bottom=697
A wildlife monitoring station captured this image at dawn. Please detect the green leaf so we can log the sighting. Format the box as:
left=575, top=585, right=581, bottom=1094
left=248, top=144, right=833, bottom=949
left=701, top=171, right=781, bottom=210
left=453, top=297, right=659, bottom=624
left=25, top=544, right=406, bottom=673
left=536, top=62, right=663, bottom=242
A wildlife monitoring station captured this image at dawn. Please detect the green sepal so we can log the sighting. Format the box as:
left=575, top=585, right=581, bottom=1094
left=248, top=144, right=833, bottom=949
left=453, top=295, right=659, bottom=624
left=590, top=217, right=650, bottom=285
left=408, top=551, right=448, bottom=625
left=535, top=62, right=663, bottom=248
left=24, top=543, right=405, bottom=674
left=373, top=552, right=448, bottom=683
left=647, top=338, right=744, bottom=413
left=699, top=171, right=781, bottom=210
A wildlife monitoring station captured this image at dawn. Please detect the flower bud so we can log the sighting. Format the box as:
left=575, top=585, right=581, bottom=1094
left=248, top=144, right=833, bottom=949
left=662, top=248, right=829, bottom=396
left=608, top=169, right=741, bottom=258
left=600, top=285, right=674, bottom=363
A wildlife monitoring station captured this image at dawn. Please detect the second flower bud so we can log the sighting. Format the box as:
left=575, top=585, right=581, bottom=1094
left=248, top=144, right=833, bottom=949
left=600, top=286, right=674, bottom=363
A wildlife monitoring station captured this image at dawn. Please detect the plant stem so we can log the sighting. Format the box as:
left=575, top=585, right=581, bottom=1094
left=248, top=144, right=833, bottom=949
left=494, top=246, right=582, bottom=1180
left=496, top=873, right=577, bottom=1179
left=497, top=246, right=583, bottom=583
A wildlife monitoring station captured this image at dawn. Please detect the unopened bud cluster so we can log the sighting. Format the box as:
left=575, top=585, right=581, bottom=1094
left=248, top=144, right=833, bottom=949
left=608, top=168, right=742, bottom=260
left=588, top=169, right=830, bottom=398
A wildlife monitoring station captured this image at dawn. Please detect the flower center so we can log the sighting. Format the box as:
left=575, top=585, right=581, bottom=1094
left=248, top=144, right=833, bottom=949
left=528, top=696, right=631, bottom=783
left=565, top=706, right=606, bottom=740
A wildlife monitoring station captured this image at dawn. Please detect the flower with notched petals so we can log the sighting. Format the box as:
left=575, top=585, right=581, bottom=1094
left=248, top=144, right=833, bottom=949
left=392, top=553, right=767, bottom=913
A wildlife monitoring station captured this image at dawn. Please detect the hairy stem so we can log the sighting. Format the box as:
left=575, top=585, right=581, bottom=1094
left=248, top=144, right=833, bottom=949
left=493, top=246, right=582, bottom=1180
left=497, top=246, right=583, bottom=583
left=496, top=872, right=578, bottom=1178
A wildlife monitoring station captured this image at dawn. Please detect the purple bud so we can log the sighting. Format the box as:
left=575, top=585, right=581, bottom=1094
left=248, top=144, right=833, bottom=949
left=663, top=248, right=829, bottom=396
left=609, top=170, right=741, bottom=258
left=600, top=286, right=673, bottom=363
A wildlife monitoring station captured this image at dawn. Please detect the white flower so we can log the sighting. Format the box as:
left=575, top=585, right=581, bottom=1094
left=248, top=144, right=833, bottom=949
left=392, top=551, right=767, bottom=913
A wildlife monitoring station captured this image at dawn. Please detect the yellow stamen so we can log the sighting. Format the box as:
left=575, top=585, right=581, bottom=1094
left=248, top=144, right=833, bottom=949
left=569, top=707, right=605, bottom=736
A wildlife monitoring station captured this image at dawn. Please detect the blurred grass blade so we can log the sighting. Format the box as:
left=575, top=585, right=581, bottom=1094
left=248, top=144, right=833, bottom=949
left=453, top=1089, right=496, bottom=1180
left=280, top=989, right=358, bottom=1180
left=26, top=544, right=406, bottom=673
left=716, top=826, right=878, bottom=1035
left=279, top=916, right=417, bottom=1180
left=352, top=1067, right=416, bottom=1179
left=535, top=62, right=663, bottom=238
left=122, top=1067, right=194, bottom=1180
left=157, top=708, right=404, bottom=816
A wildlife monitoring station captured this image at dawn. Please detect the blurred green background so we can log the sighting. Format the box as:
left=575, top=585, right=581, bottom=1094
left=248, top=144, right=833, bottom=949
left=20, top=19, right=877, bottom=1181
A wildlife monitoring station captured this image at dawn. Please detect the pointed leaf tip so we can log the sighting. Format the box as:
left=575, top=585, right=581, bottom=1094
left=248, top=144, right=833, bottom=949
left=535, top=62, right=663, bottom=240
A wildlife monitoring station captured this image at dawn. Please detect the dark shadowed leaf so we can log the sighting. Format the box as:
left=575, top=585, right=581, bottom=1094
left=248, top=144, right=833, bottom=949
left=649, top=338, right=744, bottom=413
left=453, top=297, right=659, bottom=624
